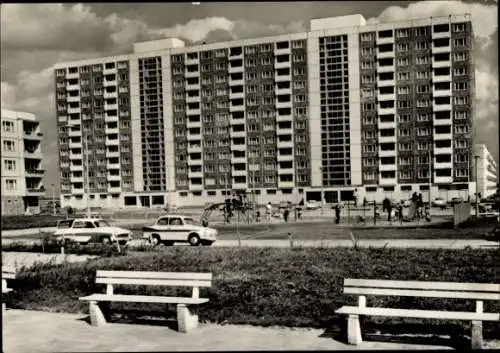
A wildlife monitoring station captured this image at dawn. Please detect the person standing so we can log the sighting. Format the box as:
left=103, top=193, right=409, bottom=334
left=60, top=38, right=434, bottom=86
left=266, top=202, right=272, bottom=222
left=283, top=207, right=290, bottom=222
left=334, top=203, right=341, bottom=224
left=398, top=201, right=404, bottom=225
left=387, top=200, right=393, bottom=222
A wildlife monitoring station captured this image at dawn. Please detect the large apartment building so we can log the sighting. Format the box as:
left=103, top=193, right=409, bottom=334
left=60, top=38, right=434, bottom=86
left=1, top=109, right=45, bottom=215
left=54, top=13, right=475, bottom=209
left=475, top=144, right=498, bottom=199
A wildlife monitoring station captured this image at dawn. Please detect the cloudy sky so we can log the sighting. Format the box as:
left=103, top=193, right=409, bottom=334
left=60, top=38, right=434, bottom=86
left=1, top=1, right=498, bottom=193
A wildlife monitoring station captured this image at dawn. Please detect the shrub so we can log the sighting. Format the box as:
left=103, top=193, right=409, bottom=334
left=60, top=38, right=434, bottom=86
left=1, top=215, right=66, bottom=230
left=2, top=241, right=127, bottom=257
left=6, top=247, right=499, bottom=336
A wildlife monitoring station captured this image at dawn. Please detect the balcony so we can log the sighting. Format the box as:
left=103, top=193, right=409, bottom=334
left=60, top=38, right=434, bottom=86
left=379, top=121, right=395, bottom=129
left=25, top=187, right=45, bottom=196
left=186, top=95, right=200, bottom=103
left=230, top=143, right=246, bottom=151
left=378, top=93, right=396, bottom=101
left=434, top=162, right=453, bottom=169
left=185, top=70, right=199, bottom=78
left=379, top=164, right=397, bottom=172
left=231, top=156, right=246, bottom=164
left=103, top=80, right=116, bottom=87
left=276, top=114, right=293, bottom=122
left=68, top=140, right=82, bottom=149
left=105, top=114, right=119, bottom=122
left=230, top=116, right=245, bottom=125
left=376, top=36, right=394, bottom=45
left=276, top=87, right=292, bottom=95
left=377, top=50, right=395, bottom=59
left=186, top=107, right=201, bottom=115
left=433, top=89, right=452, bottom=97
left=103, top=91, right=117, bottom=99
left=378, top=79, right=395, bottom=87
left=230, top=130, right=246, bottom=138
left=23, top=131, right=43, bottom=141
left=186, top=83, right=201, bottom=91
left=229, top=78, right=244, bottom=86
left=277, top=140, right=294, bottom=148
left=70, top=176, right=84, bottom=183
left=69, top=152, right=83, bottom=160
left=185, top=58, right=199, bottom=66
left=105, top=127, right=119, bottom=135
left=275, top=75, right=291, bottom=82
left=186, top=120, right=202, bottom=129
left=432, top=59, right=451, bottom=69
left=229, top=92, right=245, bottom=99
left=432, top=45, right=451, bottom=54
left=189, top=183, right=204, bottom=191
left=278, top=181, right=295, bottom=188
left=24, top=169, right=44, bottom=177
left=67, top=107, right=81, bottom=114
left=276, top=101, right=291, bottom=109
left=188, top=170, right=203, bottom=178
left=277, top=153, right=294, bottom=162
left=378, top=106, right=396, bottom=115
left=434, top=132, right=453, bottom=140
left=187, top=144, right=202, bottom=153
left=232, top=170, right=247, bottom=177
left=379, top=135, right=397, bottom=143
left=58, top=115, right=68, bottom=123
left=278, top=167, right=294, bottom=174
left=433, top=103, right=452, bottom=111
left=24, top=149, right=43, bottom=159
left=69, top=164, right=83, bottom=172
left=106, top=160, right=121, bottom=168
left=275, top=47, right=291, bottom=55
left=103, top=67, right=116, bottom=75
left=434, top=146, right=453, bottom=154
left=379, top=149, right=396, bottom=157
left=67, top=95, right=80, bottom=103
left=107, top=174, right=121, bottom=181
left=432, top=31, right=451, bottom=39
left=433, top=74, right=452, bottom=83
left=68, top=129, right=82, bottom=137
left=378, top=177, right=397, bottom=186
left=106, top=151, right=120, bottom=158
left=434, top=176, right=453, bottom=184
left=187, top=133, right=201, bottom=141
left=108, top=186, right=122, bottom=193
left=232, top=181, right=248, bottom=189
left=229, top=104, right=244, bottom=112
left=71, top=187, right=84, bottom=195
left=66, top=83, right=80, bottom=91
left=228, top=66, right=243, bottom=74
left=105, top=138, right=119, bottom=146
left=377, top=64, right=395, bottom=73
left=277, top=127, right=293, bottom=135
left=433, top=117, right=452, bottom=126
left=104, top=103, right=118, bottom=111
left=275, top=61, right=290, bottom=70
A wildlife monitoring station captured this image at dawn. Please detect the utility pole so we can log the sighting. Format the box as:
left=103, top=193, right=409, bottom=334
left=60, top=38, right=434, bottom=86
left=51, top=184, right=56, bottom=215
left=428, top=148, right=432, bottom=213
left=84, top=130, right=91, bottom=218
left=319, top=166, right=324, bottom=215
left=475, top=155, right=480, bottom=218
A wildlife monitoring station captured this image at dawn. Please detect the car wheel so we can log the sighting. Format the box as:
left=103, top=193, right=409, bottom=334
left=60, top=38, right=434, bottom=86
left=150, top=235, right=161, bottom=246
left=188, top=234, right=201, bottom=246
left=101, top=236, right=111, bottom=245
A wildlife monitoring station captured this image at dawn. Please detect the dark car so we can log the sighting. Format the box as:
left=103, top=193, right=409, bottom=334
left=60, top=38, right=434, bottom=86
left=483, top=225, right=500, bottom=242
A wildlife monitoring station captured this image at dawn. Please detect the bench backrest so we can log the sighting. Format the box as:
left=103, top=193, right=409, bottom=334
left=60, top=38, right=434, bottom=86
left=96, top=270, right=212, bottom=298
left=344, top=278, right=500, bottom=301
left=2, top=267, right=16, bottom=280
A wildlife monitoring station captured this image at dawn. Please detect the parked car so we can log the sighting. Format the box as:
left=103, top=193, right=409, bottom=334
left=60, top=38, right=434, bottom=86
left=482, top=224, right=500, bottom=241
left=142, top=214, right=217, bottom=246
left=53, top=218, right=132, bottom=246
left=305, top=200, right=321, bottom=210
left=431, top=197, right=447, bottom=209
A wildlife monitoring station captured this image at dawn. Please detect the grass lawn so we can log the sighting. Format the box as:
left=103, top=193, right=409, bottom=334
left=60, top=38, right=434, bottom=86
left=5, top=247, right=499, bottom=339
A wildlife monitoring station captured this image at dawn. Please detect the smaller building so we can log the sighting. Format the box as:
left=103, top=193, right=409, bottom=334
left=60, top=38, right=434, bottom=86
left=475, top=144, right=498, bottom=199
left=1, top=109, right=45, bottom=215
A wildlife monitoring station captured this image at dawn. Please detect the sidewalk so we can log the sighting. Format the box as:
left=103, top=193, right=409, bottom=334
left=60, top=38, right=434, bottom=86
left=3, top=309, right=454, bottom=352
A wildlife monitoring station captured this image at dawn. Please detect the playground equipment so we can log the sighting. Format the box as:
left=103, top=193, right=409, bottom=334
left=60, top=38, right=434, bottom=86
left=200, top=197, right=256, bottom=226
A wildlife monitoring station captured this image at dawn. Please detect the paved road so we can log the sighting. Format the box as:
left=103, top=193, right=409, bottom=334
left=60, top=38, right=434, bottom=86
left=3, top=237, right=496, bottom=250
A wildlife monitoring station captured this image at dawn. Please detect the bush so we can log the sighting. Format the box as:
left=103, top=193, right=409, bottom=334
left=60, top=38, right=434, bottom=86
left=1, top=215, right=66, bottom=230
left=2, top=241, right=127, bottom=257
left=5, top=247, right=499, bottom=336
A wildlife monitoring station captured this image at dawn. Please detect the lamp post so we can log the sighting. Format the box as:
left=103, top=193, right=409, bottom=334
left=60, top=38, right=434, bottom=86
left=84, top=129, right=91, bottom=218
left=474, top=155, right=480, bottom=218
left=51, top=184, right=56, bottom=215
left=319, top=166, right=324, bottom=215
left=428, top=148, right=432, bottom=216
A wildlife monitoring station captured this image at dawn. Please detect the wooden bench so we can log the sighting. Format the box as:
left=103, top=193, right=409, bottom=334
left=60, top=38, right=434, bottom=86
left=2, top=267, right=16, bottom=313
left=79, top=270, right=212, bottom=333
left=335, top=278, right=500, bottom=349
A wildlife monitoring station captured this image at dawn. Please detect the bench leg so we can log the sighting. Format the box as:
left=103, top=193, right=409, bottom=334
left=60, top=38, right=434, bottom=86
left=89, top=301, right=107, bottom=327
left=177, top=304, right=199, bottom=333
left=347, top=314, right=362, bottom=345
left=2, top=302, right=5, bottom=315
left=471, top=320, right=483, bottom=349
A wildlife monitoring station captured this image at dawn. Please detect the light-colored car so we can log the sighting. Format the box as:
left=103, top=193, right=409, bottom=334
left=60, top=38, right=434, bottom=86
left=432, top=197, right=447, bottom=209
left=53, top=218, right=132, bottom=246
left=142, top=214, right=217, bottom=246
left=305, top=200, right=321, bottom=210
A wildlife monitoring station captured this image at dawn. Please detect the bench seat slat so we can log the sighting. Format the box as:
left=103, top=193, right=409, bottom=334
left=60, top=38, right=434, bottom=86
left=97, top=271, right=212, bottom=281
left=335, top=306, right=500, bottom=321
left=345, top=279, right=500, bottom=293
left=345, top=287, right=500, bottom=301
left=79, top=294, right=209, bottom=305
left=96, top=278, right=211, bottom=287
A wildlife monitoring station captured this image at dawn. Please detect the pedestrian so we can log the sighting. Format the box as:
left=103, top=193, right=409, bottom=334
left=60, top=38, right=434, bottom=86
left=387, top=200, right=393, bottom=222
left=363, top=196, right=367, bottom=208
left=255, top=210, right=260, bottom=223
left=266, top=202, right=272, bottom=222
left=398, top=201, right=404, bottom=224
left=297, top=207, right=303, bottom=220
left=283, top=207, right=290, bottom=222
left=334, top=203, right=341, bottom=224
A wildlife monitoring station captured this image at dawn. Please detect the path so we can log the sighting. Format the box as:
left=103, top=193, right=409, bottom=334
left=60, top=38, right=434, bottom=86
left=3, top=309, right=455, bottom=352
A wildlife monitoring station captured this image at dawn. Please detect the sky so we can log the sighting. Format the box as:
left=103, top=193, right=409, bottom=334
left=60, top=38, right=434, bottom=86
left=0, top=1, right=498, bottom=195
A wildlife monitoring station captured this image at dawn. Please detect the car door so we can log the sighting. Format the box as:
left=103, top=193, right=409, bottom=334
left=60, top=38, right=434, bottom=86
left=169, top=217, right=186, bottom=241
left=70, top=220, right=88, bottom=243
left=154, top=217, right=170, bottom=240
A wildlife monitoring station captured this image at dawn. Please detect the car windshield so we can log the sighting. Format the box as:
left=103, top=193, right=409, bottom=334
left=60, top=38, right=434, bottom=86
left=184, top=218, right=196, bottom=225
left=94, top=220, right=110, bottom=227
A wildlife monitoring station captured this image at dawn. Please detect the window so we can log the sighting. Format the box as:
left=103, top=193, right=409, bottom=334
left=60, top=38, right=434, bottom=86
left=455, top=154, right=469, bottom=163
left=363, top=172, right=376, bottom=181
left=454, top=67, right=467, bottom=76
left=398, top=128, right=411, bottom=137
left=397, top=86, right=409, bottom=95
left=4, top=159, right=16, bottom=171
left=415, top=42, right=429, bottom=50
left=361, top=75, right=374, bottom=84
left=246, top=72, right=257, bottom=80
left=399, top=171, right=413, bottom=179
left=417, top=113, right=430, bottom=122
left=397, top=72, right=410, bottom=81
left=415, top=71, right=429, bottom=79
left=399, top=143, right=412, bottom=151
left=416, top=85, right=430, bottom=93
left=454, top=111, right=468, bottom=120
left=454, top=125, right=470, bottom=134
left=397, top=100, right=410, bottom=109
left=396, top=29, right=409, bottom=38
left=361, top=48, right=374, bottom=56
left=453, top=23, right=465, bottom=32
left=361, top=61, right=374, bottom=69
left=363, top=144, right=376, bottom=153
left=454, top=38, right=466, bottom=47
left=362, top=89, right=374, bottom=98
left=3, top=140, right=15, bottom=152
left=399, top=156, right=411, bottom=165
left=453, top=82, right=468, bottom=90
left=455, top=169, right=469, bottom=177
left=454, top=52, right=467, bottom=61
left=363, top=158, right=377, bottom=167
left=454, top=96, right=469, bottom=105
left=417, top=169, right=429, bottom=179
left=5, top=179, right=17, bottom=190
left=293, top=68, right=305, bottom=76
left=397, top=43, right=409, bottom=52
left=360, top=33, right=373, bottom=41
left=416, top=127, right=430, bottom=136
left=416, top=99, right=430, bottom=108
left=397, top=57, right=409, bottom=66
left=416, top=55, right=430, bottom=65
left=2, top=121, right=14, bottom=133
